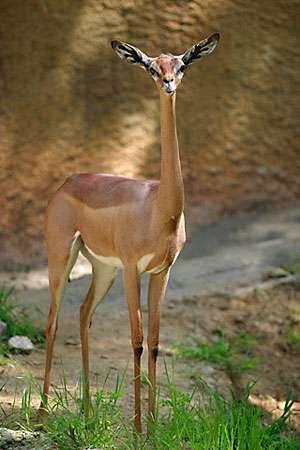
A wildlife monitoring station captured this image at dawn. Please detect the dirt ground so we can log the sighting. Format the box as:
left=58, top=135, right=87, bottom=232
left=1, top=281, right=300, bottom=431
left=0, top=205, right=300, bottom=431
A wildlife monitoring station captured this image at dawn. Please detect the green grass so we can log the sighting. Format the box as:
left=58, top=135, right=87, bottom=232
left=282, top=259, right=300, bottom=276
left=175, top=330, right=260, bottom=375
left=1, top=371, right=299, bottom=449
left=0, top=287, right=45, bottom=359
left=287, top=327, right=300, bottom=349
left=0, top=351, right=20, bottom=367
left=149, top=381, right=298, bottom=450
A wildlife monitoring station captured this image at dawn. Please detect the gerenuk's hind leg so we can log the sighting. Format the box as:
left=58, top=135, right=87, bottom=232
left=123, top=266, right=143, bottom=433
left=41, top=232, right=81, bottom=409
left=79, top=262, right=117, bottom=413
left=147, top=268, right=170, bottom=421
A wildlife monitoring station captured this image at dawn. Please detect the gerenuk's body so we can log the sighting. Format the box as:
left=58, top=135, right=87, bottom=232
left=41, top=33, right=220, bottom=433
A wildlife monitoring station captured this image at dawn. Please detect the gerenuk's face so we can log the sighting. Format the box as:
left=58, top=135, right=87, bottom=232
left=111, top=33, right=220, bottom=95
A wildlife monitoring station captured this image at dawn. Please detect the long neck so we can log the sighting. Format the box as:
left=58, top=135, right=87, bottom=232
left=157, top=92, right=184, bottom=218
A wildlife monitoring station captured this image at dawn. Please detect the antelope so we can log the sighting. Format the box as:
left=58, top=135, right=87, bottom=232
left=41, top=32, right=220, bottom=432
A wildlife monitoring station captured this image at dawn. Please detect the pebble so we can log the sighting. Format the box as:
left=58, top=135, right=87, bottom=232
left=256, top=165, right=269, bottom=177
left=64, top=338, right=80, bottom=346
left=8, top=336, right=34, bottom=353
left=0, top=428, right=39, bottom=446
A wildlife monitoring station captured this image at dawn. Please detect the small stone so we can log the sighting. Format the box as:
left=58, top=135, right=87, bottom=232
left=207, top=166, right=220, bottom=176
left=167, top=301, right=176, bottom=310
left=64, top=338, right=80, bottom=346
left=0, top=320, right=7, bottom=336
left=8, top=336, right=34, bottom=353
left=233, top=317, right=245, bottom=325
left=159, top=345, right=175, bottom=357
left=199, top=365, right=216, bottom=376
left=229, top=154, right=242, bottom=163
left=256, top=165, right=269, bottom=177
left=0, top=428, right=39, bottom=446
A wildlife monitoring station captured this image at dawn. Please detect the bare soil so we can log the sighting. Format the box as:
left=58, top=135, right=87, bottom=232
left=0, top=281, right=300, bottom=430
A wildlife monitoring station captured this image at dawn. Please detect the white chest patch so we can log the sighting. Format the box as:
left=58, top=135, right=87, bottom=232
left=84, top=243, right=154, bottom=273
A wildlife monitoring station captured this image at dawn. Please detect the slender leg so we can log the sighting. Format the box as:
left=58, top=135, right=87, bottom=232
left=123, top=266, right=143, bottom=433
left=41, top=233, right=81, bottom=410
left=147, top=268, right=170, bottom=420
left=79, top=263, right=117, bottom=413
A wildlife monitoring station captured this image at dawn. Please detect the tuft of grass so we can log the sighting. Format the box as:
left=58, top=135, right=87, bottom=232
left=0, top=343, right=10, bottom=357
left=45, top=372, right=129, bottom=450
left=286, top=327, right=300, bottom=349
left=0, top=287, right=45, bottom=359
left=0, top=346, right=19, bottom=368
left=254, top=287, right=266, bottom=296
left=1, top=371, right=299, bottom=449
left=148, top=379, right=298, bottom=450
left=282, top=259, right=300, bottom=276
left=3, top=372, right=131, bottom=449
left=175, top=330, right=260, bottom=374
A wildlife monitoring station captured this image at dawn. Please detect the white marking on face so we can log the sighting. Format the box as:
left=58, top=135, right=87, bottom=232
left=164, top=80, right=176, bottom=93
left=149, top=63, right=161, bottom=80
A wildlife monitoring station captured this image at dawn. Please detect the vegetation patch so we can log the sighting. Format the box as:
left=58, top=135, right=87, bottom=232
left=286, top=327, right=300, bottom=350
left=282, top=259, right=300, bottom=276
left=175, top=330, right=260, bottom=375
left=0, top=288, right=45, bottom=360
left=0, top=373, right=298, bottom=449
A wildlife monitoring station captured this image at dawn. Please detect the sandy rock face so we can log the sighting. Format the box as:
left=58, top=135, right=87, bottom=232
left=0, top=1, right=299, bottom=266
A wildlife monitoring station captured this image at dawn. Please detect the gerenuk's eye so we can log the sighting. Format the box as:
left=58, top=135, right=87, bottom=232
left=150, top=67, right=159, bottom=77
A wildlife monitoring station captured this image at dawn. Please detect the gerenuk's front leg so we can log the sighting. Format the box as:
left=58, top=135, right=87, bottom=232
left=147, top=268, right=170, bottom=420
left=123, top=266, right=143, bottom=433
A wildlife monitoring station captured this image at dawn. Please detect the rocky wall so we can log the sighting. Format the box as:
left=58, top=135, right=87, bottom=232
left=0, top=0, right=299, bottom=265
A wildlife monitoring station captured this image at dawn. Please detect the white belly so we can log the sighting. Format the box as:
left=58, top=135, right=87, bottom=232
left=84, top=243, right=154, bottom=273
left=137, top=253, right=156, bottom=272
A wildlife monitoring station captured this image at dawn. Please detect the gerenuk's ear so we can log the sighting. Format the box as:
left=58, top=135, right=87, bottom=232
left=181, top=33, right=220, bottom=66
left=111, top=40, right=152, bottom=69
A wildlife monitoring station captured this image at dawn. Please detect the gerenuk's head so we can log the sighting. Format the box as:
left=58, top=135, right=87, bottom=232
left=111, top=33, right=220, bottom=96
